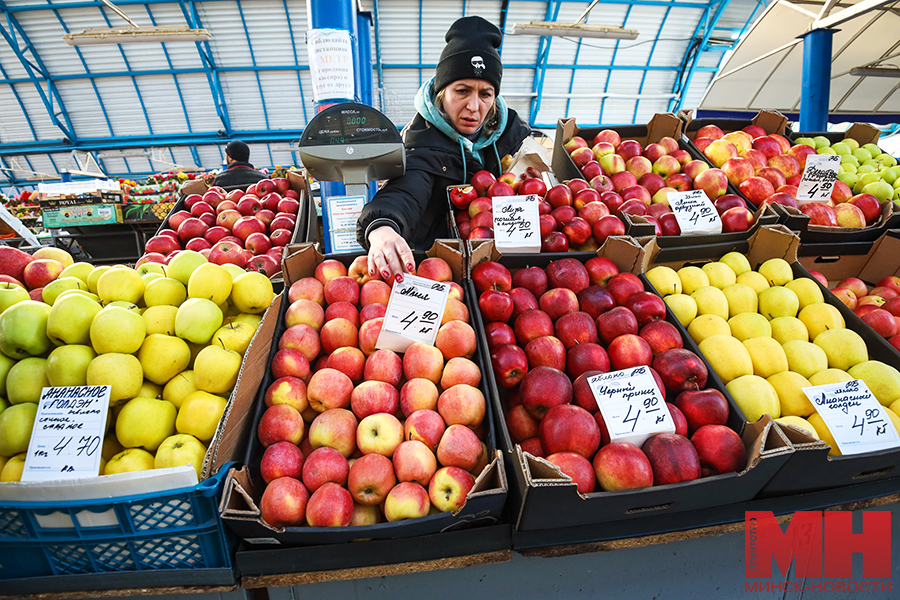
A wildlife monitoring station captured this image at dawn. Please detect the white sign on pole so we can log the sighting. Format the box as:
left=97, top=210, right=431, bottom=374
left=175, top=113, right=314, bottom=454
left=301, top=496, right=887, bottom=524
left=306, top=29, right=355, bottom=103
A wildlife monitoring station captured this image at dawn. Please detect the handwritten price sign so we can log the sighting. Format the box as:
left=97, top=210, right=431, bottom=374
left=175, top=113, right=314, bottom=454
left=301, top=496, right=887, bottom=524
left=797, top=154, right=841, bottom=204
left=21, top=385, right=110, bottom=482
left=802, top=379, right=900, bottom=455
left=492, top=194, right=541, bottom=253
left=587, top=366, right=675, bottom=447
left=668, top=189, right=722, bottom=235
left=376, top=273, right=451, bottom=353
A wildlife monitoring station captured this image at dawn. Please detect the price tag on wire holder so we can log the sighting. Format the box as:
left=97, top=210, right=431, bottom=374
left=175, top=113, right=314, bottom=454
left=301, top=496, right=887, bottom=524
left=802, top=379, right=900, bottom=455
left=491, top=194, right=541, bottom=253
left=588, top=366, right=674, bottom=447
left=668, top=189, right=722, bottom=235
left=21, top=385, right=110, bottom=482
left=376, top=274, right=451, bottom=353
left=796, top=154, right=841, bottom=204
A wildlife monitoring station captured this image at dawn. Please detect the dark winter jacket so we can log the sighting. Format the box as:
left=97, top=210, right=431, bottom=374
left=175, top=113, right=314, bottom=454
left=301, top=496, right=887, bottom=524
left=357, top=78, right=531, bottom=251
left=212, top=162, right=267, bottom=190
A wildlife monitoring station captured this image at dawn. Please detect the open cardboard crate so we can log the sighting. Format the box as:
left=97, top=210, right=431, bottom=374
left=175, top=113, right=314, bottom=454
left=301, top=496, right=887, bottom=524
left=219, top=240, right=508, bottom=555
left=468, top=239, right=793, bottom=532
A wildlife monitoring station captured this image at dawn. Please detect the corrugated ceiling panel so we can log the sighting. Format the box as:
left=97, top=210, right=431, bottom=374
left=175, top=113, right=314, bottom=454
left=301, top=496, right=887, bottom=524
left=197, top=1, right=253, bottom=67
left=91, top=77, right=153, bottom=136
left=500, top=1, right=545, bottom=61
left=135, top=75, right=191, bottom=134
left=612, top=8, right=666, bottom=66
left=378, top=1, right=424, bottom=64
left=421, top=1, right=464, bottom=63
left=221, top=71, right=271, bottom=130
left=256, top=73, right=306, bottom=128
left=380, top=68, right=425, bottom=125
left=53, top=79, right=113, bottom=138
left=170, top=74, right=225, bottom=133
left=236, top=0, right=300, bottom=67
left=15, top=10, right=89, bottom=75
left=0, top=85, right=37, bottom=141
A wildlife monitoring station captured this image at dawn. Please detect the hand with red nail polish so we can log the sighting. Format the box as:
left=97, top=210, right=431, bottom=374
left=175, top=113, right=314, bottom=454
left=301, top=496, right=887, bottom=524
left=366, top=225, right=415, bottom=284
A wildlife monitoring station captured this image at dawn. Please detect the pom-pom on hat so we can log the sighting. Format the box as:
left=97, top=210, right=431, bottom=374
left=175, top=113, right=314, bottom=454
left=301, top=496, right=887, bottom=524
left=433, top=16, right=503, bottom=94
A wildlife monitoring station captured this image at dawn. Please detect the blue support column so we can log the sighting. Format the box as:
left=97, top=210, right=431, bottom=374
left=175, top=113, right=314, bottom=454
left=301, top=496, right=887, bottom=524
left=800, top=28, right=835, bottom=132
left=357, top=11, right=374, bottom=107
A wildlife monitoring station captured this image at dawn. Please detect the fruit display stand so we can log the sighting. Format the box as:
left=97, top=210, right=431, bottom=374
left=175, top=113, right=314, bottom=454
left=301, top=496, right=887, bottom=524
left=466, top=240, right=793, bottom=539
left=0, top=284, right=281, bottom=596
left=219, top=240, right=511, bottom=581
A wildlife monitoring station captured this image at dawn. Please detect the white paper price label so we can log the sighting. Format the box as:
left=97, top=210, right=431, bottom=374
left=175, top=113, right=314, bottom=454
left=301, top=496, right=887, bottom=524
left=491, top=194, right=541, bottom=253
left=325, top=194, right=366, bottom=254
left=801, top=380, right=900, bottom=455
left=797, top=154, right=841, bottom=203
left=376, top=274, right=451, bottom=353
left=668, top=189, right=722, bottom=235
left=588, top=366, right=675, bottom=447
left=21, top=385, right=110, bottom=482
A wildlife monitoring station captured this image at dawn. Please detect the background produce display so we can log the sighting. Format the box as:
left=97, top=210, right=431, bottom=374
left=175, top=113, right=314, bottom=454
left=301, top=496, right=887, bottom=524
left=470, top=255, right=750, bottom=494
left=0, top=243, right=275, bottom=481
left=793, top=135, right=900, bottom=204
left=245, top=252, right=500, bottom=532
left=143, top=178, right=301, bottom=278
left=646, top=249, right=900, bottom=454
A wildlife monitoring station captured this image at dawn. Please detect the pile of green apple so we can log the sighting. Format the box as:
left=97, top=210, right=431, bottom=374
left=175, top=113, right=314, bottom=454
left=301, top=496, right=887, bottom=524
left=793, top=136, right=900, bottom=204
left=0, top=244, right=275, bottom=482
left=648, top=253, right=900, bottom=455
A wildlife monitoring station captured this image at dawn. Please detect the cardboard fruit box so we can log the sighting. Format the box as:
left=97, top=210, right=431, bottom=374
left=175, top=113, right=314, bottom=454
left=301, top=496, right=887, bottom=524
left=468, top=240, right=793, bottom=532
left=218, top=240, right=508, bottom=548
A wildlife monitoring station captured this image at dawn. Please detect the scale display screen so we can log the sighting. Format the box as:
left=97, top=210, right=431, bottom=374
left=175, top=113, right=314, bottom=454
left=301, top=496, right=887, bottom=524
left=301, top=103, right=400, bottom=146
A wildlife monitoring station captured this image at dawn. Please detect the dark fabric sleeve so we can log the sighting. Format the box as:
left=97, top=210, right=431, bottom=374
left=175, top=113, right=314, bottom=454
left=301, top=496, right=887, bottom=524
left=356, top=167, right=437, bottom=249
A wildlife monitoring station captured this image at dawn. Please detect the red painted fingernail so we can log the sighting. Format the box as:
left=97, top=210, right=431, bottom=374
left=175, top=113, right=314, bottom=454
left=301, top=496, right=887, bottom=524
left=382, top=270, right=390, bottom=279
left=369, top=269, right=376, bottom=276
left=406, top=263, right=415, bottom=271
left=395, top=274, right=404, bottom=283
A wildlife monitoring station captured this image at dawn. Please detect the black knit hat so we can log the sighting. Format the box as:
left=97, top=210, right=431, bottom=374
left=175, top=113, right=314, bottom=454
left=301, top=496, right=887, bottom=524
left=225, top=140, right=250, bottom=163
left=433, top=16, right=503, bottom=94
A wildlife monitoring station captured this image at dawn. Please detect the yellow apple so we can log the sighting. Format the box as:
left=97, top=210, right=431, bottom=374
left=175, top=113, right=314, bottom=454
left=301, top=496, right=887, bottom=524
left=687, top=313, right=731, bottom=343
left=663, top=294, right=697, bottom=327
left=758, top=258, right=793, bottom=286
left=141, top=272, right=164, bottom=287
left=231, top=313, right=263, bottom=329
left=808, top=368, right=854, bottom=386
left=781, top=340, right=828, bottom=379
left=90, top=306, right=147, bottom=354
left=176, top=390, right=227, bottom=442
left=743, top=336, right=789, bottom=378
left=769, top=316, right=809, bottom=345
left=691, top=286, right=729, bottom=319
left=0, top=403, right=38, bottom=457
left=677, top=266, right=710, bottom=295
left=719, top=251, right=752, bottom=276
left=188, top=263, right=233, bottom=305
left=813, top=328, right=868, bottom=371
left=136, top=262, right=166, bottom=278
left=807, top=412, right=840, bottom=456
left=46, top=293, right=102, bottom=346
left=7, top=357, right=48, bottom=404
left=42, top=276, right=88, bottom=306
left=798, top=303, right=844, bottom=341
left=847, top=360, right=900, bottom=406
left=142, top=305, right=178, bottom=336
left=230, top=272, right=275, bottom=314
left=137, top=334, right=191, bottom=385
left=105, top=300, right=141, bottom=314
left=104, top=448, right=156, bottom=475
left=59, top=262, right=94, bottom=285
left=221, top=263, right=246, bottom=280
left=728, top=312, right=771, bottom=341
left=175, top=298, right=223, bottom=345
left=758, top=286, right=799, bottom=320
left=736, top=270, right=770, bottom=295
left=46, top=344, right=97, bottom=387
left=102, top=436, right=122, bottom=461
left=722, top=282, right=758, bottom=317
left=86, top=265, right=113, bottom=293
left=193, top=345, right=242, bottom=394
left=0, top=282, right=30, bottom=314
left=116, top=396, right=177, bottom=451
left=212, top=321, right=256, bottom=355
left=784, top=278, right=824, bottom=310
left=143, top=277, right=187, bottom=307
left=139, top=380, right=163, bottom=399
left=97, top=267, right=145, bottom=305
left=645, top=266, right=682, bottom=296
left=698, top=334, right=754, bottom=383
left=702, top=261, right=737, bottom=289
left=726, top=374, right=781, bottom=421
left=775, top=415, right=819, bottom=439
left=155, top=433, right=207, bottom=479
left=0, top=353, right=12, bottom=398
left=767, top=371, right=815, bottom=417
left=86, top=353, right=144, bottom=405
left=0, top=453, right=27, bottom=481
left=167, top=250, right=208, bottom=286
left=163, top=370, right=197, bottom=409
left=57, top=288, right=100, bottom=302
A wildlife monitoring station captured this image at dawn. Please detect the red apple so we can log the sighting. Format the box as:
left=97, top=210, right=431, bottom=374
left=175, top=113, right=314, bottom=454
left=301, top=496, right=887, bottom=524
left=540, top=404, right=601, bottom=459
left=592, top=442, right=653, bottom=491
left=642, top=433, right=700, bottom=485
left=606, top=272, right=644, bottom=306
left=512, top=266, right=548, bottom=298
left=691, top=424, right=747, bottom=476
left=471, top=261, right=511, bottom=294
left=596, top=306, right=639, bottom=345
left=519, top=366, right=573, bottom=420
left=639, top=319, right=684, bottom=356
left=576, top=285, right=616, bottom=320
left=566, top=343, right=610, bottom=380
left=721, top=206, right=755, bottom=232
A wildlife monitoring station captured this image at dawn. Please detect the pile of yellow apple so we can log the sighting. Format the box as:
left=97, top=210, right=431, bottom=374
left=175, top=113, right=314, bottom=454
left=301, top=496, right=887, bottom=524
left=0, top=246, right=275, bottom=481
left=647, top=253, right=900, bottom=455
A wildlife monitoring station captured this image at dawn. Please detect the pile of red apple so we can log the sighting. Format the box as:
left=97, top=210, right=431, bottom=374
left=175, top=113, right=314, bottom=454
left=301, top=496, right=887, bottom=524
left=474, top=257, right=748, bottom=492
left=819, top=272, right=900, bottom=348
left=140, top=178, right=300, bottom=277
left=255, top=256, right=492, bottom=528
left=692, top=124, right=879, bottom=229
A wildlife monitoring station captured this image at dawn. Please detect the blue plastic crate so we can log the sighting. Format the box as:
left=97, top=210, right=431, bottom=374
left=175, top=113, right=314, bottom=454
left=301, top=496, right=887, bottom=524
left=0, top=465, right=233, bottom=580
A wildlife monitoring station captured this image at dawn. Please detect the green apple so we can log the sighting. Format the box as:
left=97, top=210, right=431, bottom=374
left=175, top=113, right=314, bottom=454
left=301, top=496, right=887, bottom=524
left=230, top=272, right=274, bottom=314
left=853, top=148, right=873, bottom=163
left=863, top=180, right=894, bottom=204
left=0, top=353, right=14, bottom=397
left=187, top=263, right=233, bottom=305
left=812, top=135, right=831, bottom=149
left=137, top=334, right=191, bottom=385
left=90, top=306, right=147, bottom=354
left=862, top=143, right=882, bottom=158
left=840, top=162, right=857, bottom=174
left=0, top=402, right=38, bottom=457
left=842, top=137, right=860, bottom=151
left=46, top=292, right=103, bottom=346
left=167, top=250, right=208, bottom=286
left=175, top=298, right=223, bottom=344
left=193, top=345, right=242, bottom=394
left=0, top=398, right=7, bottom=415
left=831, top=141, right=852, bottom=155
left=97, top=267, right=145, bottom=305
left=817, top=146, right=837, bottom=155
left=0, top=282, right=30, bottom=314
left=46, top=344, right=97, bottom=387
left=840, top=153, right=860, bottom=166
left=880, top=167, right=898, bottom=185
left=837, top=172, right=859, bottom=188
left=795, top=137, right=816, bottom=148
left=0, top=301, right=52, bottom=359
left=221, top=264, right=246, bottom=280
left=115, top=396, right=176, bottom=451
left=86, top=352, right=144, bottom=405
left=86, top=265, right=113, bottom=293
left=57, top=288, right=100, bottom=302
left=59, top=262, right=94, bottom=285
left=143, top=305, right=178, bottom=336
left=136, top=262, right=166, bottom=277
left=104, top=300, right=141, bottom=314
left=6, top=357, right=48, bottom=404
left=877, top=153, right=897, bottom=168
left=141, top=272, right=164, bottom=287
left=143, top=277, right=187, bottom=307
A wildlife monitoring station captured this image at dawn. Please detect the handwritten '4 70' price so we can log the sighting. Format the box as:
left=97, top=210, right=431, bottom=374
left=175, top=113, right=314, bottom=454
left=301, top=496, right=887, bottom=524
left=45, top=435, right=101, bottom=472
left=399, top=310, right=440, bottom=336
